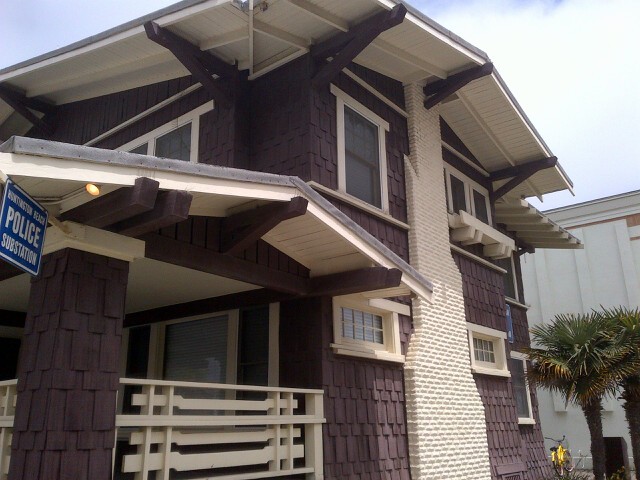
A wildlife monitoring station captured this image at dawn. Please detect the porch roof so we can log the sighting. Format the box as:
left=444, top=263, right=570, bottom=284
left=0, top=136, right=432, bottom=314
left=0, top=0, right=573, bottom=202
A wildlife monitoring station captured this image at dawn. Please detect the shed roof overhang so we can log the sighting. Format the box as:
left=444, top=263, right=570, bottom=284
left=494, top=198, right=582, bottom=251
left=0, top=136, right=432, bottom=314
left=0, top=0, right=573, bottom=204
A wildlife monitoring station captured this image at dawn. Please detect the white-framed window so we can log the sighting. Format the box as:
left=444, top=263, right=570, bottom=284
left=509, top=351, right=535, bottom=424
left=331, top=295, right=406, bottom=363
left=444, top=165, right=491, bottom=224
left=331, top=84, right=389, bottom=212
left=496, top=255, right=519, bottom=301
left=467, top=323, right=510, bottom=377
left=119, top=101, right=214, bottom=163
left=120, top=304, right=279, bottom=387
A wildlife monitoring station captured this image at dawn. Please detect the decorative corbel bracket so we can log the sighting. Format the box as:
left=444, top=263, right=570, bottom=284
left=144, top=21, right=238, bottom=109
left=423, top=63, right=494, bottom=109
left=490, top=156, right=557, bottom=202
left=0, top=85, right=56, bottom=136
left=311, top=4, right=407, bottom=90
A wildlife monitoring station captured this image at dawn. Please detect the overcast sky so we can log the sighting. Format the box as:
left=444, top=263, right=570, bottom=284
left=1, top=0, right=638, bottom=210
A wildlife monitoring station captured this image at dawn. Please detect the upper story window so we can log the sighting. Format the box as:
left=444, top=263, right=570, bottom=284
left=444, top=165, right=491, bottom=225
left=331, top=84, right=389, bottom=212
left=120, top=101, right=214, bottom=163
left=496, top=255, right=519, bottom=301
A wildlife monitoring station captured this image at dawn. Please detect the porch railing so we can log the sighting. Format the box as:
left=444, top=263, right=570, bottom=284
left=115, top=378, right=325, bottom=480
left=0, top=380, right=17, bottom=480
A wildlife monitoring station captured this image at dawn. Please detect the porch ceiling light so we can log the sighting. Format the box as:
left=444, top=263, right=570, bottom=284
left=85, top=183, right=100, bottom=196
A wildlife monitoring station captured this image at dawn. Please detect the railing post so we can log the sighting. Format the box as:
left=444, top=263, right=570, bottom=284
left=270, top=391, right=281, bottom=472
left=135, top=384, right=156, bottom=480
left=305, top=392, right=324, bottom=480
left=161, top=385, right=174, bottom=480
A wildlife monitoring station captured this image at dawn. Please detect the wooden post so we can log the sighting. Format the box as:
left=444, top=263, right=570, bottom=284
left=7, top=249, right=129, bottom=480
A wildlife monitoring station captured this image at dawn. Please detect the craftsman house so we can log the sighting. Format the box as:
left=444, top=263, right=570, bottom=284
left=0, top=0, right=581, bottom=479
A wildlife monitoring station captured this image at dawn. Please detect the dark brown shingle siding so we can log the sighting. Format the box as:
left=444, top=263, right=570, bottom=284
left=280, top=297, right=412, bottom=480
left=454, top=251, right=552, bottom=480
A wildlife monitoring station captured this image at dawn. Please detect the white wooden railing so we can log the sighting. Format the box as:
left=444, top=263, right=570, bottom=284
left=115, top=378, right=325, bottom=480
left=0, top=380, right=17, bottom=480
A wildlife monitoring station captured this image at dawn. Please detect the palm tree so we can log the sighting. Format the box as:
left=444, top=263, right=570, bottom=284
left=600, top=306, right=640, bottom=478
left=526, top=312, right=625, bottom=480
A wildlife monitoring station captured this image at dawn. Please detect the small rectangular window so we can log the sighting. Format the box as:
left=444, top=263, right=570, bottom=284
left=473, top=189, right=489, bottom=224
left=473, top=337, right=496, bottom=363
left=450, top=175, right=467, bottom=214
left=341, top=307, right=384, bottom=345
left=467, top=323, right=510, bottom=377
left=444, top=165, right=492, bottom=225
left=497, top=256, right=518, bottom=300
left=332, top=295, right=405, bottom=363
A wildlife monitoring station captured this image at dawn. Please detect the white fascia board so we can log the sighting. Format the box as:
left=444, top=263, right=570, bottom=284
left=0, top=0, right=232, bottom=83
left=0, top=152, right=296, bottom=203
left=375, top=0, right=487, bottom=66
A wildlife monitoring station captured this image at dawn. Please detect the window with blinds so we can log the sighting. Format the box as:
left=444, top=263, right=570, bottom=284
left=164, top=315, right=229, bottom=384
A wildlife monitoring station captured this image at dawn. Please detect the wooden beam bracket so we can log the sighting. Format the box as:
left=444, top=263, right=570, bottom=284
left=60, top=177, right=160, bottom=228
left=141, top=231, right=404, bottom=298
left=311, top=4, right=407, bottom=90
left=144, top=21, right=237, bottom=109
left=110, top=190, right=193, bottom=237
left=220, top=197, right=308, bottom=255
left=423, top=62, right=493, bottom=110
left=490, top=157, right=557, bottom=201
left=0, top=85, right=56, bottom=136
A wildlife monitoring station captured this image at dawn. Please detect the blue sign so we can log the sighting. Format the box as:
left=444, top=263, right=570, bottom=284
left=0, top=179, right=48, bottom=276
left=506, top=304, right=514, bottom=344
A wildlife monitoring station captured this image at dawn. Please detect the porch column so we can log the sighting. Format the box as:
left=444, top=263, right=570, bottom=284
left=8, top=248, right=129, bottom=480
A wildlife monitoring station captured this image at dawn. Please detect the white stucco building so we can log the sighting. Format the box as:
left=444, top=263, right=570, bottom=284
left=521, top=189, right=640, bottom=471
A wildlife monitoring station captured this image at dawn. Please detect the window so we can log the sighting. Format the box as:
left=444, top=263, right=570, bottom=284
left=496, top=255, right=519, bottom=301
left=332, top=295, right=406, bottom=363
left=467, top=323, right=510, bottom=377
left=331, top=84, right=389, bottom=211
left=121, top=304, right=279, bottom=387
left=119, top=101, right=213, bottom=163
left=510, top=352, right=535, bottom=424
left=444, top=165, right=492, bottom=224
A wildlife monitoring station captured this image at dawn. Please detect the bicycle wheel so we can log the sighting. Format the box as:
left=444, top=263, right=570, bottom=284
left=562, top=450, right=574, bottom=473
